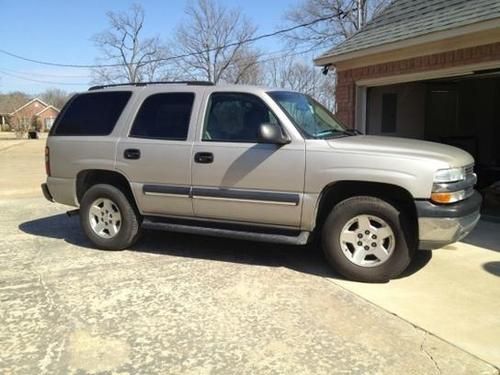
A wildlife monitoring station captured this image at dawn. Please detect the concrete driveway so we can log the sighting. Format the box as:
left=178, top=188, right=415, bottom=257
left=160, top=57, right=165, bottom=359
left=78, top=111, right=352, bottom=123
left=335, top=220, right=500, bottom=367
left=0, top=138, right=498, bottom=374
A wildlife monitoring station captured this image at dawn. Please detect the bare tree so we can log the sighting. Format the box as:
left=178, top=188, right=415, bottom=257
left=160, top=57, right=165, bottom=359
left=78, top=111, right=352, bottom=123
left=223, top=49, right=263, bottom=85
left=264, top=56, right=336, bottom=110
left=173, top=0, right=260, bottom=84
left=92, top=3, right=169, bottom=83
left=39, top=88, right=71, bottom=109
left=284, top=0, right=391, bottom=49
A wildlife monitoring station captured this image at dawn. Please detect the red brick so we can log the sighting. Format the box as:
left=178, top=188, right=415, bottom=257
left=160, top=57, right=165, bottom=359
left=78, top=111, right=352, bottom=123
left=333, top=41, right=500, bottom=127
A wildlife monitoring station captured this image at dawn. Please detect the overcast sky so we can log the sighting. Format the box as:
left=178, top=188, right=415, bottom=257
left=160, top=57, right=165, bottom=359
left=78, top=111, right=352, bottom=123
left=1, top=0, right=311, bottom=94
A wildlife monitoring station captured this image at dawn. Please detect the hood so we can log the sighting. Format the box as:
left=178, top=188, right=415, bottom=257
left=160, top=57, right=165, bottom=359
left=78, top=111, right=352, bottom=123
left=328, top=135, right=474, bottom=168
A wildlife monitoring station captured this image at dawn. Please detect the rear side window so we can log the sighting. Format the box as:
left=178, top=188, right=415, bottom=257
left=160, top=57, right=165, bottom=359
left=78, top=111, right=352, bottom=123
left=53, top=91, right=131, bottom=136
left=129, top=93, right=194, bottom=140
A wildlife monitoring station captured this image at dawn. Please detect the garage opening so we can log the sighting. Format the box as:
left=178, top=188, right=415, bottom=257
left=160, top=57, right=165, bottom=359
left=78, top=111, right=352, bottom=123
left=365, top=69, right=500, bottom=217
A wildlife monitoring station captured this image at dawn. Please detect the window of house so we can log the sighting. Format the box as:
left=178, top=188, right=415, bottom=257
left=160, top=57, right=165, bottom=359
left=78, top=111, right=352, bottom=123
left=45, top=117, right=55, bottom=130
left=203, top=93, right=279, bottom=142
left=381, top=93, right=397, bottom=133
left=53, top=91, right=131, bottom=136
left=130, top=93, right=194, bottom=140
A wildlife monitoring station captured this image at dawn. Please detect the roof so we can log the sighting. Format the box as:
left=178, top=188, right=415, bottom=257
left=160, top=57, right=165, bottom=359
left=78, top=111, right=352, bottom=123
left=0, top=97, right=61, bottom=116
left=35, top=105, right=60, bottom=116
left=85, top=83, right=280, bottom=95
left=88, top=81, right=214, bottom=90
left=9, top=98, right=50, bottom=115
left=316, top=0, right=500, bottom=63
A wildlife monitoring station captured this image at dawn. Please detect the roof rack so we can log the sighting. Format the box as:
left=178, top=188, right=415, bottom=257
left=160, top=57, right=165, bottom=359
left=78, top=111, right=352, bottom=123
left=88, top=81, right=215, bottom=91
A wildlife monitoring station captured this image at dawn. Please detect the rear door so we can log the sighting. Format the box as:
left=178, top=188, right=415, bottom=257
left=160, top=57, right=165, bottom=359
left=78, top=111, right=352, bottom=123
left=191, top=91, right=306, bottom=227
left=116, top=89, right=201, bottom=217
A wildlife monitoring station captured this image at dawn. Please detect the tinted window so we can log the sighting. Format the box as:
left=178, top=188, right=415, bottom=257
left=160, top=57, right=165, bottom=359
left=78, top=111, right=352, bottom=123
left=203, top=93, right=279, bottom=142
left=53, top=91, right=131, bottom=136
left=130, top=93, right=194, bottom=140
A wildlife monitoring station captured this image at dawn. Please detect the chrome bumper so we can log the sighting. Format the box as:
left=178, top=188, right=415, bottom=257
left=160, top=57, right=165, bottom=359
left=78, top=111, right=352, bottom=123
left=416, top=190, right=482, bottom=250
left=418, top=211, right=480, bottom=249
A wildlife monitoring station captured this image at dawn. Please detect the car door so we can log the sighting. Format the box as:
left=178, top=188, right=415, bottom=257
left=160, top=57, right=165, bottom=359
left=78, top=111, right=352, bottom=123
left=116, top=89, right=199, bottom=217
left=191, top=91, right=306, bottom=227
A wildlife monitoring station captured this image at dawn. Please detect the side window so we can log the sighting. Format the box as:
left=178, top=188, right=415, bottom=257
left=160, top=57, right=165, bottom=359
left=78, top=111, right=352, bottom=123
left=130, top=93, right=194, bottom=140
left=203, top=93, right=279, bottom=142
left=53, top=91, right=131, bottom=136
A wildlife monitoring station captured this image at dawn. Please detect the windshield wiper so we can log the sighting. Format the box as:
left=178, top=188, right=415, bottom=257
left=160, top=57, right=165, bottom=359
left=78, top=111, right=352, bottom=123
left=343, top=128, right=363, bottom=135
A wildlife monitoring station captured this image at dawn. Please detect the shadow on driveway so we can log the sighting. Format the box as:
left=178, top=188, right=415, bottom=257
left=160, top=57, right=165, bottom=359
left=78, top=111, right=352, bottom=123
left=19, top=213, right=431, bottom=281
left=461, top=220, right=500, bottom=252
left=482, top=261, right=500, bottom=277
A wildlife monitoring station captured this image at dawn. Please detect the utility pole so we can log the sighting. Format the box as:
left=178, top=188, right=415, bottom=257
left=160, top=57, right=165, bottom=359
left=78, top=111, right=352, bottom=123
left=357, top=0, right=365, bottom=30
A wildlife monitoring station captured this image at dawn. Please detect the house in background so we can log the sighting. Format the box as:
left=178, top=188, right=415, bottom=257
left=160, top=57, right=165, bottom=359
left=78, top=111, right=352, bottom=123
left=314, top=0, right=500, bottom=205
left=0, top=98, right=60, bottom=131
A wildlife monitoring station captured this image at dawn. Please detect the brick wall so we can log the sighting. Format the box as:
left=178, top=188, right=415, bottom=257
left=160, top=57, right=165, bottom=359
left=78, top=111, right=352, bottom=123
left=13, top=100, right=46, bottom=122
left=335, top=41, right=500, bottom=127
left=38, top=107, right=59, bottom=122
left=11, top=99, right=60, bottom=131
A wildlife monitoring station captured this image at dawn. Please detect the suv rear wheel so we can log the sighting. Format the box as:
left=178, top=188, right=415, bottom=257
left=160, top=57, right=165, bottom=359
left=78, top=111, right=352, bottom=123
left=322, top=196, right=415, bottom=282
left=80, top=184, right=141, bottom=250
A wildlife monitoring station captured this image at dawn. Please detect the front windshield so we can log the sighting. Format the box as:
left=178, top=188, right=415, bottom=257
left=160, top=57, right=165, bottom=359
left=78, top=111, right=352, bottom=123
left=268, top=91, right=348, bottom=139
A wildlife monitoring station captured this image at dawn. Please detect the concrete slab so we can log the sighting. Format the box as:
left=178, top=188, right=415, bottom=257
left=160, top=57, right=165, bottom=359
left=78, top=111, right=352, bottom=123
left=333, top=221, right=500, bottom=367
left=0, top=197, right=497, bottom=374
left=0, top=138, right=46, bottom=198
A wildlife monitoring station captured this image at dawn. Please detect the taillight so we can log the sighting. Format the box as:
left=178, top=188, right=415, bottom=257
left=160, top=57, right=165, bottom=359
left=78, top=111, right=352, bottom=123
left=45, top=146, right=51, bottom=176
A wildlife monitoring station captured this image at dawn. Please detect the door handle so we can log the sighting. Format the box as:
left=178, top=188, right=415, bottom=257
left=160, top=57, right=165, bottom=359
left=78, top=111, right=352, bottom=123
left=124, top=148, right=141, bottom=160
left=194, top=152, right=214, bottom=164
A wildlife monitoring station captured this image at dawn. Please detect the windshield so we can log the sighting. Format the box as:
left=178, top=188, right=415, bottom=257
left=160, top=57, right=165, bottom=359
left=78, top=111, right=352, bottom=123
left=268, top=91, right=348, bottom=139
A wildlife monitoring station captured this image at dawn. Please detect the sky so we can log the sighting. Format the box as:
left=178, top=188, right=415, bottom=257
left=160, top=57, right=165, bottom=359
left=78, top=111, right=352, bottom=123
left=0, top=0, right=321, bottom=94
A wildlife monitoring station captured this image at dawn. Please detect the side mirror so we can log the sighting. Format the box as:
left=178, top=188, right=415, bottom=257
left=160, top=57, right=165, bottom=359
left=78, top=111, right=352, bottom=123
left=258, top=123, right=290, bottom=145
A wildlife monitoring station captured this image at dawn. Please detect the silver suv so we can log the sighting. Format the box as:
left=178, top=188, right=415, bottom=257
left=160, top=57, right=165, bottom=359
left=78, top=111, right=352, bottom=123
left=42, top=81, right=481, bottom=282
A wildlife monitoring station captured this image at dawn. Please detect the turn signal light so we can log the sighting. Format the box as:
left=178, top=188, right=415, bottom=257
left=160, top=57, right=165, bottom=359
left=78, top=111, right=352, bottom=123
left=431, top=190, right=467, bottom=204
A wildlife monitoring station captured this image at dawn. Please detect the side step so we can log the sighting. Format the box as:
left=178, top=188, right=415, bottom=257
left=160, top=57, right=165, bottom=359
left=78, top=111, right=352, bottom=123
left=142, top=219, right=310, bottom=245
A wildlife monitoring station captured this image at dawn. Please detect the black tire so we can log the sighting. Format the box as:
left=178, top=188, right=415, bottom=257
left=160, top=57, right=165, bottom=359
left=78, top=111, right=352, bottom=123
left=321, top=196, right=416, bottom=282
left=80, top=184, right=142, bottom=250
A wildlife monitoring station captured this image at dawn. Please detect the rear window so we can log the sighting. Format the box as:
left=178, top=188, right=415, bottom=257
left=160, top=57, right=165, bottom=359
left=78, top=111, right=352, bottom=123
left=129, top=93, right=194, bottom=140
left=52, top=91, right=131, bottom=136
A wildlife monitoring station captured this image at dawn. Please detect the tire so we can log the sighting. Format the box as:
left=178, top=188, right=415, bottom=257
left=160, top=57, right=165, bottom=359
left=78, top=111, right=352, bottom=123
left=321, top=196, right=416, bottom=282
left=80, top=184, right=142, bottom=250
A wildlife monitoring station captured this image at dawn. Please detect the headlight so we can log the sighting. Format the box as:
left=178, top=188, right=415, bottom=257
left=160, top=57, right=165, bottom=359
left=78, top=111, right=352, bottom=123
left=433, top=167, right=465, bottom=183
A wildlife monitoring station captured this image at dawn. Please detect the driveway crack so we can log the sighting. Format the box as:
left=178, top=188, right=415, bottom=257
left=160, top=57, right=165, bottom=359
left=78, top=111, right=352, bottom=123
left=420, top=331, right=441, bottom=374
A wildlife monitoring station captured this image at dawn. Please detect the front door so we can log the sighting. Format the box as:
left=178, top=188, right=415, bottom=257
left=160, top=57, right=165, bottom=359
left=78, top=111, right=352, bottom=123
left=116, top=91, right=198, bottom=217
left=191, top=92, right=305, bottom=227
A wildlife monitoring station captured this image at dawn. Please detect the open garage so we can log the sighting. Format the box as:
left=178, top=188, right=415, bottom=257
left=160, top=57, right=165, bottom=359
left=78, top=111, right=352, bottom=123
left=315, top=0, right=500, bottom=216
left=365, top=70, right=500, bottom=215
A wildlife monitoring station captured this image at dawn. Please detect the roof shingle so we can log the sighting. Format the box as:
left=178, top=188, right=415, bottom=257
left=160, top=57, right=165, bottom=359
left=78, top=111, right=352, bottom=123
left=319, top=0, right=500, bottom=59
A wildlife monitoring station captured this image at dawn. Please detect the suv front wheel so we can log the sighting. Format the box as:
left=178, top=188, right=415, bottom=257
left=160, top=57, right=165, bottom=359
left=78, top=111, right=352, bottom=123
left=80, top=184, right=141, bottom=250
left=322, top=196, right=415, bottom=282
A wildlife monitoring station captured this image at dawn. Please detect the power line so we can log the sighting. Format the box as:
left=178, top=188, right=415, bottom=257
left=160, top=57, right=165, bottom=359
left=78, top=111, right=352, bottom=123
left=0, top=46, right=325, bottom=87
left=0, top=67, right=91, bottom=79
left=0, top=11, right=344, bottom=69
left=0, top=69, right=88, bottom=86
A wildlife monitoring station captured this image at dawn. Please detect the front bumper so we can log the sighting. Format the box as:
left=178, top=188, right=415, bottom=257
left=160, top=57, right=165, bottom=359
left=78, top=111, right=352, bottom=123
left=416, top=191, right=482, bottom=249
left=41, top=183, right=54, bottom=202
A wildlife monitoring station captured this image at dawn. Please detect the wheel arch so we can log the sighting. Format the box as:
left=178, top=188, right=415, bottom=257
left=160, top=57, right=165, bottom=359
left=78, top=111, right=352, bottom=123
left=313, top=181, right=417, bottom=233
left=76, top=169, right=137, bottom=208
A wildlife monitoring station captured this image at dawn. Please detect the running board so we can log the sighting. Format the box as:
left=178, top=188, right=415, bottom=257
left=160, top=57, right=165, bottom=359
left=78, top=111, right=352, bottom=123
left=142, top=219, right=310, bottom=245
